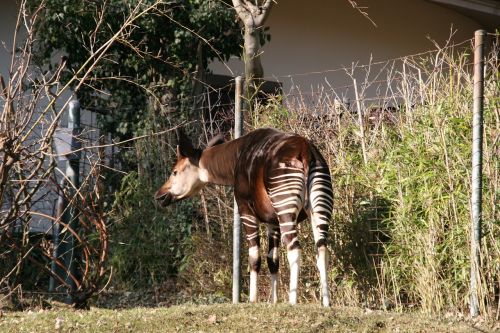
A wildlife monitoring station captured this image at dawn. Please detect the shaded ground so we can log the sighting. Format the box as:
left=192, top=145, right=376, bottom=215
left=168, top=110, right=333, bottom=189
left=1, top=303, right=498, bottom=333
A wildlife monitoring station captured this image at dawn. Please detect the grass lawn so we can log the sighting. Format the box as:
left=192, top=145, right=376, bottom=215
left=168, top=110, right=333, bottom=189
left=0, top=303, right=496, bottom=332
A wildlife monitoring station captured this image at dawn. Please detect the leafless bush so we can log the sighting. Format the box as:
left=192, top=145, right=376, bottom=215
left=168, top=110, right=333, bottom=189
left=0, top=0, right=166, bottom=307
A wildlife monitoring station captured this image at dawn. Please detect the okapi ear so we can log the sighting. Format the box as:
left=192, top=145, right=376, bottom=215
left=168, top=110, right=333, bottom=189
left=176, top=128, right=201, bottom=165
left=206, top=133, right=225, bottom=148
left=176, top=128, right=195, bottom=157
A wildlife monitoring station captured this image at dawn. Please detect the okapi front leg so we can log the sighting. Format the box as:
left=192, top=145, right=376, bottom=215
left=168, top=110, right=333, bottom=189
left=266, top=225, right=280, bottom=304
left=241, top=213, right=260, bottom=303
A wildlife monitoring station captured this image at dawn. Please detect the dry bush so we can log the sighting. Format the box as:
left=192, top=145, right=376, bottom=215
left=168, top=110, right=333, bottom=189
left=178, top=34, right=499, bottom=316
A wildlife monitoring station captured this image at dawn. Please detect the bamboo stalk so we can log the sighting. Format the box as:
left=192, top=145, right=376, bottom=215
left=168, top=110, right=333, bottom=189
left=353, top=78, right=368, bottom=165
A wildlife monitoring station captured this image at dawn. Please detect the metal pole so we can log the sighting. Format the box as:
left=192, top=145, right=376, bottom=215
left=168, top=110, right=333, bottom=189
left=66, top=99, right=81, bottom=303
left=51, top=99, right=81, bottom=303
left=232, top=76, right=243, bottom=304
left=49, top=178, right=66, bottom=292
left=470, top=29, right=486, bottom=318
left=234, top=76, right=243, bottom=138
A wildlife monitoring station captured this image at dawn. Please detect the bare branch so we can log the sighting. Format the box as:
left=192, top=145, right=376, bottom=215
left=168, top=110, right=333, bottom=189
left=347, top=0, right=377, bottom=28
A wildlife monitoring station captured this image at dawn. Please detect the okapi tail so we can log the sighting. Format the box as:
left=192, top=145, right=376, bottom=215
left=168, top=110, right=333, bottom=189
left=306, top=145, right=333, bottom=248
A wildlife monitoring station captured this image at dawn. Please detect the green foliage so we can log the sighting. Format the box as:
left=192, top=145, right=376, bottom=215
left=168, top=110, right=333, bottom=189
left=32, top=0, right=243, bottom=139
left=30, top=0, right=246, bottom=290
left=368, top=102, right=474, bottom=312
left=109, top=171, right=197, bottom=289
left=0, top=234, right=52, bottom=295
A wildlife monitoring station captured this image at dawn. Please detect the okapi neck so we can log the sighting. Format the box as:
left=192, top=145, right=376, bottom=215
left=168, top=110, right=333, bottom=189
left=199, top=139, right=241, bottom=186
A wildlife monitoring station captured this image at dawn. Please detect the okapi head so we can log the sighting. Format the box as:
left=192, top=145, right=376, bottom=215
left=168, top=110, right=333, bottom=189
left=154, top=129, right=225, bottom=207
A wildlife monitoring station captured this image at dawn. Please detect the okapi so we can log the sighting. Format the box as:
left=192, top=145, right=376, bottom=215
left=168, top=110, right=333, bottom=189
left=155, top=127, right=333, bottom=306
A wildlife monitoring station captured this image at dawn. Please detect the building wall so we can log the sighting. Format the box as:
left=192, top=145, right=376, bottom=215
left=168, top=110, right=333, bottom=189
left=0, top=0, right=19, bottom=80
left=209, top=0, right=483, bottom=91
left=0, top=1, right=97, bottom=233
left=1, top=0, right=485, bottom=94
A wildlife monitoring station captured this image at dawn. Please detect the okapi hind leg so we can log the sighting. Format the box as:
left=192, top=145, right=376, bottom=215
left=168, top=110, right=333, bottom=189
left=267, top=161, right=305, bottom=305
left=317, top=244, right=329, bottom=307
left=266, top=225, right=280, bottom=304
left=308, top=163, right=333, bottom=307
left=310, top=211, right=330, bottom=307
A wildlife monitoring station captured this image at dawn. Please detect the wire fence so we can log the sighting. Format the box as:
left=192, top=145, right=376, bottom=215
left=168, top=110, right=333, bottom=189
left=2, top=33, right=499, bottom=314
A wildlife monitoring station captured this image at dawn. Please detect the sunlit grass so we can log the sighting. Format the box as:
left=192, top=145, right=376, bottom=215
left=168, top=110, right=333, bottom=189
left=0, top=303, right=490, bottom=333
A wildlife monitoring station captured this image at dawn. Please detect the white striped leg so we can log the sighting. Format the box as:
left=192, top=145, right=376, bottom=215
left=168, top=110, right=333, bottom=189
left=308, top=165, right=333, bottom=307
left=241, top=214, right=260, bottom=303
left=317, top=246, right=329, bottom=307
left=268, top=164, right=305, bottom=305
left=308, top=212, right=330, bottom=307
left=270, top=273, right=278, bottom=304
left=249, top=245, right=259, bottom=303
left=267, top=226, right=280, bottom=304
left=287, top=248, right=301, bottom=305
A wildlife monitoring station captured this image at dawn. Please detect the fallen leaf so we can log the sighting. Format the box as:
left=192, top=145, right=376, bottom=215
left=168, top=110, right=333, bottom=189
left=207, top=314, right=217, bottom=324
left=55, top=317, right=63, bottom=330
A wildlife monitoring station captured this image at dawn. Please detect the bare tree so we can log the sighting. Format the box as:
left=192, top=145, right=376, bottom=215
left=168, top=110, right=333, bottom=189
left=231, top=0, right=375, bottom=117
left=0, top=0, right=166, bottom=307
left=232, top=0, right=274, bottom=110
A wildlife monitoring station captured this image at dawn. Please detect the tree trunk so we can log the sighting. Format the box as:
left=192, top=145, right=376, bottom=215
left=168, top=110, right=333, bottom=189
left=244, top=26, right=264, bottom=102
left=232, top=0, right=273, bottom=117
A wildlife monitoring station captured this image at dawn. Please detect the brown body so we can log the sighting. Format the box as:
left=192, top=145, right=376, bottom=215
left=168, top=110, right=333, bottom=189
left=199, top=129, right=313, bottom=223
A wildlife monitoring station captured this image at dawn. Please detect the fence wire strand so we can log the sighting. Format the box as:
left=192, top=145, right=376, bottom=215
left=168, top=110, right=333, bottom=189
left=2, top=33, right=499, bottom=313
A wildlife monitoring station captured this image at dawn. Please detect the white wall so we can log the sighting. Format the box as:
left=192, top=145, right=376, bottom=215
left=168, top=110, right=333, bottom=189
left=209, top=0, right=482, bottom=92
